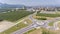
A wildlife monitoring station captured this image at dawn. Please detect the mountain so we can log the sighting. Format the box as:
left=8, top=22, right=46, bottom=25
left=0, top=3, right=25, bottom=8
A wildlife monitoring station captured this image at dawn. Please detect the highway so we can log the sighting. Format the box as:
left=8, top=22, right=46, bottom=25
left=12, top=23, right=34, bottom=34
left=12, top=12, right=38, bottom=34
left=12, top=12, right=60, bottom=34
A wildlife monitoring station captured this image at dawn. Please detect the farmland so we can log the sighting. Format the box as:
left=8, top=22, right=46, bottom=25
left=36, top=13, right=60, bottom=17
left=0, top=10, right=34, bottom=22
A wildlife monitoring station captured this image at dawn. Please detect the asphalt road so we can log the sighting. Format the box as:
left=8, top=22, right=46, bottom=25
left=12, top=12, right=60, bottom=34
left=12, top=24, right=34, bottom=34
left=12, top=12, right=38, bottom=34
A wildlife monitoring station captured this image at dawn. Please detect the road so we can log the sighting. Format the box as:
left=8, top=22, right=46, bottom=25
left=12, top=12, right=38, bottom=34
left=12, top=12, right=60, bottom=34
left=12, top=22, right=39, bottom=34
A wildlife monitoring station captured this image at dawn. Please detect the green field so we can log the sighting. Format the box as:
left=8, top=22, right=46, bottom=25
left=24, top=28, right=36, bottom=34
left=0, top=17, right=33, bottom=34
left=42, top=28, right=55, bottom=34
left=24, top=28, right=56, bottom=34
left=36, top=13, right=60, bottom=17
left=36, top=17, right=47, bottom=20
left=48, top=22, right=54, bottom=26
left=0, top=22, right=28, bottom=34
left=0, top=10, right=33, bottom=22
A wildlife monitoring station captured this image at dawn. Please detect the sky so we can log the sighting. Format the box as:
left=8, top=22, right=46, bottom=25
left=0, top=0, right=60, bottom=6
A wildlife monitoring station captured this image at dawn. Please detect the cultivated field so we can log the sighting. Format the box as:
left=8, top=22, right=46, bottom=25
left=36, top=13, right=60, bottom=17
left=0, top=10, right=34, bottom=22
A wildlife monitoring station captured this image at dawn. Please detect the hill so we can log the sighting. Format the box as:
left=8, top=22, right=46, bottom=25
left=0, top=3, right=24, bottom=8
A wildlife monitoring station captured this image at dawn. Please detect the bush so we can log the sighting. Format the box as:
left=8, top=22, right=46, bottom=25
left=37, top=18, right=47, bottom=20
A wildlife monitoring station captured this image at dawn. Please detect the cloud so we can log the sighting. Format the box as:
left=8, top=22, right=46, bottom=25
left=0, top=0, right=60, bottom=6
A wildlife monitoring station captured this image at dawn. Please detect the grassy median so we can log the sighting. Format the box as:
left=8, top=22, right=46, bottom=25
left=48, top=22, right=54, bottom=26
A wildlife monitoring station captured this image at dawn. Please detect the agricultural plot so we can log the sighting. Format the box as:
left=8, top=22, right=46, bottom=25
left=36, top=13, right=60, bottom=17
left=0, top=10, right=34, bottom=22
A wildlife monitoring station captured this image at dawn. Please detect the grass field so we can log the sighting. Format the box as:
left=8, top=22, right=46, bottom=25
left=36, top=13, right=60, bottom=17
left=0, top=18, right=33, bottom=34
left=57, top=21, right=60, bottom=28
left=0, top=10, right=34, bottom=22
left=24, top=28, right=36, bottom=34
left=0, top=22, right=28, bottom=34
left=48, top=22, right=54, bottom=26
left=41, top=28, right=56, bottom=34
left=24, top=28, right=57, bottom=34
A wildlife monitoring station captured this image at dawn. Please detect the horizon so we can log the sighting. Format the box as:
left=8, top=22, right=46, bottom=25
left=0, top=0, right=60, bottom=6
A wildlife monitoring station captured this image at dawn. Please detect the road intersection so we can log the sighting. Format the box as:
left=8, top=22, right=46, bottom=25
left=12, top=12, right=60, bottom=34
